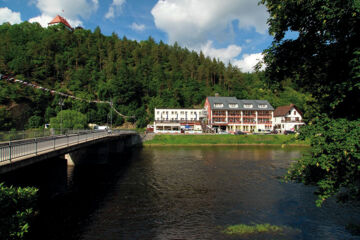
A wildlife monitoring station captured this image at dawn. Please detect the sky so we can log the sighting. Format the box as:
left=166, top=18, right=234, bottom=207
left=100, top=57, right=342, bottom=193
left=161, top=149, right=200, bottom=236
left=0, top=0, right=275, bottom=72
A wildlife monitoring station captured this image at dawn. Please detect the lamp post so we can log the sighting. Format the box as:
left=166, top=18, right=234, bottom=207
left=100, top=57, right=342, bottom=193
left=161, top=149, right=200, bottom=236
left=59, top=98, right=64, bottom=134
left=110, top=99, right=113, bottom=130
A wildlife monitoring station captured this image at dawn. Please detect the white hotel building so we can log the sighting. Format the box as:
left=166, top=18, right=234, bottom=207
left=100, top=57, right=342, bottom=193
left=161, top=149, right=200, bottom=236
left=154, top=108, right=207, bottom=133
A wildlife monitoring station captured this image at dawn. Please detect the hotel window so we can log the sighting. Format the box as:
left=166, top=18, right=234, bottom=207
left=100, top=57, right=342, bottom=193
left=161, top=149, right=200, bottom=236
left=229, top=103, right=238, bottom=108
left=244, top=104, right=253, bottom=108
left=214, top=103, right=224, bottom=108
left=180, top=111, right=184, bottom=114
left=258, top=104, right=267, bottom=108
left=157, top=111, right=159, bottom=114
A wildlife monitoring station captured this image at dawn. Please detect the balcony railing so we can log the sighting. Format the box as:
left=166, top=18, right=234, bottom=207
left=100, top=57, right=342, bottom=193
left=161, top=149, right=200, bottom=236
left=281, top=120, right=304, bottom=123
left=155, top=120, right=202, bottom=124
left=257, top=121, right=272, bottom=124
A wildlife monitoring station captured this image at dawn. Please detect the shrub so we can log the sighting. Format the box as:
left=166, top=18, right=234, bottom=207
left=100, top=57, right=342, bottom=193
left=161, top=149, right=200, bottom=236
left=286, top=116, right=360, bottom=206
left=0, top=183, right=38, bottom=239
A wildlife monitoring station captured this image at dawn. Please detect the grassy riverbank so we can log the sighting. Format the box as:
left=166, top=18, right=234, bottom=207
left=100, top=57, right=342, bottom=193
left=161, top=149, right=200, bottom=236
left=144, top=134, right=309, bottom=146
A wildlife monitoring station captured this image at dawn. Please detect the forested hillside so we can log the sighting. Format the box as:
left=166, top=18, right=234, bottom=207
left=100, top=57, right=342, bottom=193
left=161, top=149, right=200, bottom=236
left=0, top=21, right=309, bottom=130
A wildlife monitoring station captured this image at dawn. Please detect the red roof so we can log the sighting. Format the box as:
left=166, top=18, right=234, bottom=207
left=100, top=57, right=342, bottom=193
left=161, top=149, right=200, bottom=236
left=274, top=104, right=303, bottom=117
left=48, top=15, right=72, bottom=29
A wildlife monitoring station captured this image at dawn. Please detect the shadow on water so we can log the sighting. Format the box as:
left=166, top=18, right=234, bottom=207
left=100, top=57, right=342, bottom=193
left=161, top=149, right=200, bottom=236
left=2, top=146, right=360, bottom=240
left=0, top=149, right=137, bottom=240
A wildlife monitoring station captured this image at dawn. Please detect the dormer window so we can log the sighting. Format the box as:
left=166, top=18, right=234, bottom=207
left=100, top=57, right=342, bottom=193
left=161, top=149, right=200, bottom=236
left=214, top=103, right=224, bottom=108
left=258, top=104, right=267, bottom=109
left=229, top=103, right=238, bottom=108
left=244, top=104, right=253, bottom=108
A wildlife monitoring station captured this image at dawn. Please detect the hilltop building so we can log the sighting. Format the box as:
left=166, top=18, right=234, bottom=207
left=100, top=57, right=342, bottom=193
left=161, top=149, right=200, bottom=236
left=48, top=15, right=73, bottom=30
left=273, top=104, right=305, bottom=132
left=204, top=96, right=274, bottom=133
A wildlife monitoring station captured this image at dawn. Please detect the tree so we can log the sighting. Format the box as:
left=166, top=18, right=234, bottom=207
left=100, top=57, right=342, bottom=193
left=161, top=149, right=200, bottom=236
left=261, top=0, right=360, bottom=205
left=50, top=110, right=87, bottom=130
left=26, top=115, right=42, bottom=129
left=261, top=0, right=360, bottom=120
left=287, top=117, right=360, bottom=206
left=0, top=183, right=38, bottom=240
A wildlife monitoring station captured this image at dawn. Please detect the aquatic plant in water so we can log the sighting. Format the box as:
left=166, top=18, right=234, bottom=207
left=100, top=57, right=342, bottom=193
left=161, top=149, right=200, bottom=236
left=222, top=223, right=283, bottom=235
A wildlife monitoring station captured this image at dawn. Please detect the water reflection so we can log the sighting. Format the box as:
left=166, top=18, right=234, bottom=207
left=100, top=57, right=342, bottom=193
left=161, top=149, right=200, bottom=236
left=80, top=146, right=360, bottom=240
left=1, top=147, right=359, bottom=240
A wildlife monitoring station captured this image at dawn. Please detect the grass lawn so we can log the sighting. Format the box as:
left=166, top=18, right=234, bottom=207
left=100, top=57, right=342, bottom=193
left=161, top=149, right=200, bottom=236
left=144, top=134, right=309, bottom=146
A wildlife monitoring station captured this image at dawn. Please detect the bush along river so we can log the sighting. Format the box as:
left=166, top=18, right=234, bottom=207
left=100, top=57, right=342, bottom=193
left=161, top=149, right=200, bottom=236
left=2, top=146, right=360, bottom=240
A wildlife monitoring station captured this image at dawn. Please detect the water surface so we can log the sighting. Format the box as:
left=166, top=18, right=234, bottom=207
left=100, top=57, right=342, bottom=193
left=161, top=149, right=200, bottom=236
left=3, top=146, right=360, bottom=240
left=80, top=146, right=360, bottom=240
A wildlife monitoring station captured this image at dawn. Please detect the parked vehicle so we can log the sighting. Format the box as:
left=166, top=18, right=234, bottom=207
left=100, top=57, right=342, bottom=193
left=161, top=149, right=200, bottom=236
left=284, top=130, right=295, bottom=135
left=234, top=131, right=246, bottom=135
left=218, top=131, right=229, bottom=134
left=94, top=125, right=108, bottom=131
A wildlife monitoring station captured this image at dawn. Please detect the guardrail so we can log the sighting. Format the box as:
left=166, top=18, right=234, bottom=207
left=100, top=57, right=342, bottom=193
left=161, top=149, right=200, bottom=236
left=0, top=130, right=134, bottom=163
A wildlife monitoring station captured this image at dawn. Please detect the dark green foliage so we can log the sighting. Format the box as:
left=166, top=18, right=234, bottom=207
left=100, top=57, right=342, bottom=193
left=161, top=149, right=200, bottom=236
left=50, top=110, right=87, bottom=129
left=26, top=115, right=43, bottom=129
left=0, top=183, right=38, bottom=240
left=261, top=0, right=360, bottom=120
left=261, top=0, right=360, bottom=205
left=286, top=117, right=360, bottom=206
left=0, top=22, right=308, bottom=130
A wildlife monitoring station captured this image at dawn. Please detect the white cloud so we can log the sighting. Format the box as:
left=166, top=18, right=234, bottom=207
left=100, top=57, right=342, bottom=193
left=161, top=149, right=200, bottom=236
left=130, top=22, right=145, bottom=31
left=29, top=0, right=98, bottom=27
left=0, top=7, right=22, bottom=24
left=233, top=53, right=264, bottom=73
left=151, top=0, right=268, bottom=48
left=200, top=41, right=242, bottom=64
left=28, top=14, right=53, bottom=27
left=105, top=0, right=126, bottom=19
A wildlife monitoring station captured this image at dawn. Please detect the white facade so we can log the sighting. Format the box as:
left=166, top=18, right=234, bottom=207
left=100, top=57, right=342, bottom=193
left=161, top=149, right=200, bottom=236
left=274, top=106, right=305, bottom=132
left=154, top=108, right=206, bottom=133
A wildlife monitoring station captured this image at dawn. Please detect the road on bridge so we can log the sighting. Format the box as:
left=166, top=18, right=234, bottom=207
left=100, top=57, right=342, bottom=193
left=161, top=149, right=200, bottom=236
left=0, top=130, right=135, bottom=164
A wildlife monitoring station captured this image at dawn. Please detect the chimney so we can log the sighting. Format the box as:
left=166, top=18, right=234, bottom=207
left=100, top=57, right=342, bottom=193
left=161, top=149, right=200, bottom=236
left=215, top=93, right=219, bottom=97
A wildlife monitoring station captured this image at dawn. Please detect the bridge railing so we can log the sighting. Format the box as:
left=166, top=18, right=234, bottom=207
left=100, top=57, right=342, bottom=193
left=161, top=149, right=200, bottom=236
left=0, top=129, right=133, bottom=163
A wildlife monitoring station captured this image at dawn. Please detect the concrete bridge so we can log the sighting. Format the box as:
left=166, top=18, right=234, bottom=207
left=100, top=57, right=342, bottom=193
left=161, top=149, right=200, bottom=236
left=0, top=130, right=142, bottom=174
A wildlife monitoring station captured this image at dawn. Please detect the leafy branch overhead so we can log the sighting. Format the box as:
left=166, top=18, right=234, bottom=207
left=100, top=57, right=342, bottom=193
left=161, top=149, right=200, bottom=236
left=261, top=0, right=360, bottom=120
left=261, top=0, right=360, bottom=205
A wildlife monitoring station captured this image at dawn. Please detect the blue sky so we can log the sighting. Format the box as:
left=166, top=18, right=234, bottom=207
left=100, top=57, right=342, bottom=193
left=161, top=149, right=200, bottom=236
left=0, top=0, right=275, bottom=72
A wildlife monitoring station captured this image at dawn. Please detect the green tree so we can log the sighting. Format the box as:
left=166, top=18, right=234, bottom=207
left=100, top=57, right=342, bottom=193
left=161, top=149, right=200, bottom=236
left=0, top=183, right=38, bottom=240
left=261, top=0, right=360, bottom=205
left=26, top=115, right=42, bottom=129
left=287, top=117, right=360, bottom=206
left=261, top=0, right=360, bottom=119
left=50, top=110, right=87, bottom=129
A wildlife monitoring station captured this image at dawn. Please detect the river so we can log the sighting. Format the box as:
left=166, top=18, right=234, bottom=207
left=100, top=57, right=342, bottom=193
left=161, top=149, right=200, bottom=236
left=2, top=146, right=360, bottom=240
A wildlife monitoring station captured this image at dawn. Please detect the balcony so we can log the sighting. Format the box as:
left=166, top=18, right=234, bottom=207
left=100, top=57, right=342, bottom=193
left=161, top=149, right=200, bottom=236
left=155, top=120, right=201, bottom=124
left=281, top=120, right=304, bottom=123
left=257, top=121, right=272, bottom=124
